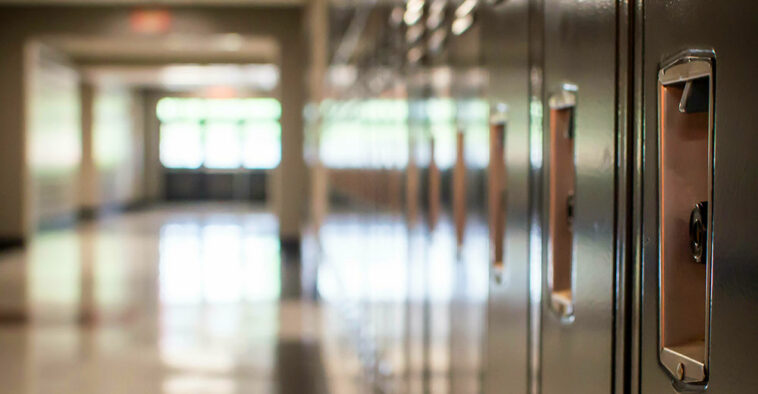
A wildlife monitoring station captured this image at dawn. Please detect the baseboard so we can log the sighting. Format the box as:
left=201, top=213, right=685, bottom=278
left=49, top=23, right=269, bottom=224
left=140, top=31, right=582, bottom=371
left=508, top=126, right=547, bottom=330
left=78, top=199, right=154, bottom=222
left=122, top=199, right=152, bottom=212
left=77, top=207, right=99, bottom=221
left=0, top=237, right=25, bottom=252
left=0, top=310, right=27, bottom=324
left=280, top=236, right=301, bottom=258
left=37, top=213, right=78, bottom=231
left=1, top=201, right=154, bottom=251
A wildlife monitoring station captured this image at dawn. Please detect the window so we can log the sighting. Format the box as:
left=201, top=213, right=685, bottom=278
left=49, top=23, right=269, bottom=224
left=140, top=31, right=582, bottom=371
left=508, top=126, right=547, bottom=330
left=157, top=97, right=282, bottom=170
left=317, top=98, right=490, bottom=169
left=319, top=99, right=409, bottom=169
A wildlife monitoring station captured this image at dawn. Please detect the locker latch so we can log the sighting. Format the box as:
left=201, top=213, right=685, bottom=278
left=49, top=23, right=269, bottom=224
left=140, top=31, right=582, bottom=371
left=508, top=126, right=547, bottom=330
left=547, top=84, right=577, bottom=320
left=658, top=53, right=714, bottom=386
left=489, top=104, right=508, bottom=283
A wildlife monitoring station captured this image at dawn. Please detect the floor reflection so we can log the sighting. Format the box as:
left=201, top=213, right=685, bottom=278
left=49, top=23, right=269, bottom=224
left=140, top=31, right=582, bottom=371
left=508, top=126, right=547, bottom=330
left=159, top=222, right=281, bottom=304
left=313, top=213, right=488, bottom=394
left=0, top=204, right=487, bottom=393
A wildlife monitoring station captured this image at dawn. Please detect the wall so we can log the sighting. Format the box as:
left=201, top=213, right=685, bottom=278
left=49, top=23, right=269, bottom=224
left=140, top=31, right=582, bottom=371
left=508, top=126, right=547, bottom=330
left=25, top=42, right=81, bottom=229
left=142, top=90, right=163, bottom=202
left=25, top=47, right=145, bottom=227
left=81, top=83, right=146, bottom=213
left=90, top=84, right=144, bottom=208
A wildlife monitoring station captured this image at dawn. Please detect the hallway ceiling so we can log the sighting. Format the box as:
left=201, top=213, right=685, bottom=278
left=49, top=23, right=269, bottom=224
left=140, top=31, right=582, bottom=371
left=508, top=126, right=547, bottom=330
left=44, top=35, right=279, bottom=65
left=0, top=0, right=304, bottom=5
left=82, top=63, right=280, bottom=92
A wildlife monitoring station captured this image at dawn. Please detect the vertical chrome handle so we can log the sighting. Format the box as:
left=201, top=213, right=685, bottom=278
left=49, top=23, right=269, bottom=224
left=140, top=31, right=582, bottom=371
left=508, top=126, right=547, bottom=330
left=454, top=129, right=466, bottom=247
left=489, top=105, right=507, bottom=280
left=428, top=137, right=440, bottom=230
left=547, top=85, right=577, bottom=319
left=658, top=53, right=714, bottom=385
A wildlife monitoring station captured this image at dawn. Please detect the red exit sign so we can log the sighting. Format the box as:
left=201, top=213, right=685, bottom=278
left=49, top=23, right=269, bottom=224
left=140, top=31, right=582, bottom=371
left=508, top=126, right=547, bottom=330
left=130, top=9, right=172, bottom=34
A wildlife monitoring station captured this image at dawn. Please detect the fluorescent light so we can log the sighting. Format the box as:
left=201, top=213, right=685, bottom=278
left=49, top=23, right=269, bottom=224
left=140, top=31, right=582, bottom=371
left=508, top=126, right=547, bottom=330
left=451, top=14, right=474, bottom=35
left=406, top=24, right=425, bottom=44
left=404, top=9, right=423, bottom=25
left=428, top=29, right=447, bottom=53
left=455, top=0, right=478, bottom=18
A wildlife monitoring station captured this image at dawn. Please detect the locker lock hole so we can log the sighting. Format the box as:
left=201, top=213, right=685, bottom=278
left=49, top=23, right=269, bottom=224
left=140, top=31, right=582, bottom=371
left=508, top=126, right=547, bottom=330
left=566, top=193, right=575, bottom=229
left=689, top=201, right=708, bottom=264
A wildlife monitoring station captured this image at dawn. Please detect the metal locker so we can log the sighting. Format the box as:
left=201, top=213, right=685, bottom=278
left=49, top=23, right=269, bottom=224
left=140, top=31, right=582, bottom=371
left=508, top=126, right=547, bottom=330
left=480, top=1, right=530, bottom=393
left=538, top=0, right=621, bottom=392
left=638, top=0, right=758, bottom=393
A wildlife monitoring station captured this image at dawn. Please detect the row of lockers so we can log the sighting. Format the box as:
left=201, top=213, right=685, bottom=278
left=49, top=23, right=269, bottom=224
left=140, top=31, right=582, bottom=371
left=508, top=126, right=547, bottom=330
left=480, top=0, right=758, bottom=393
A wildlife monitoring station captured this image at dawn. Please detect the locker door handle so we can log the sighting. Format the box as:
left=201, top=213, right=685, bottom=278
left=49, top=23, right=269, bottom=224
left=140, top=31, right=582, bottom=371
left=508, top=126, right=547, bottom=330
left=547, top=85, right=577, bottom=319
left=454, top=129, right=466, bottom=248
left=489, top=104, right=507, bottom=282
left=658, top=53, right=714, bottom=385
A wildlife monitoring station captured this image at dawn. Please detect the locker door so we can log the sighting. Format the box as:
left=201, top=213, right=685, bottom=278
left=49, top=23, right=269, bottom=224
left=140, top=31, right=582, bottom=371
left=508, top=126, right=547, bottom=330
left=539, top=0, right=619, bottom=392
left=639, top=1, right=758, bottom=393
left=480, top=1, right=530, bottom=393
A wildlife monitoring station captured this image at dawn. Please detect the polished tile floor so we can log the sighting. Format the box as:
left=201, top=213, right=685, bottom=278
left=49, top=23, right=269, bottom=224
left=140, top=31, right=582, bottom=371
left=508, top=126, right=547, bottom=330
left=0, top=204, right=487, bottom=393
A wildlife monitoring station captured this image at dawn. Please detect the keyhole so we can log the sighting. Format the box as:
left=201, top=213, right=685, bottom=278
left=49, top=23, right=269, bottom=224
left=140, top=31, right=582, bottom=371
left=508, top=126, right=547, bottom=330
left=566, top=193, right=575, bottom=230
left=689, top=201, right=708, bottom=264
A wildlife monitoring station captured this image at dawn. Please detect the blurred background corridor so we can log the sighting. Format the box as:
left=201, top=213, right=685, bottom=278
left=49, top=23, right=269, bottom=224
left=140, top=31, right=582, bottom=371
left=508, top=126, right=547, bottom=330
left=3, top=0, right=758, bottom=394
left=0, top=1, right=493, bottom=393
